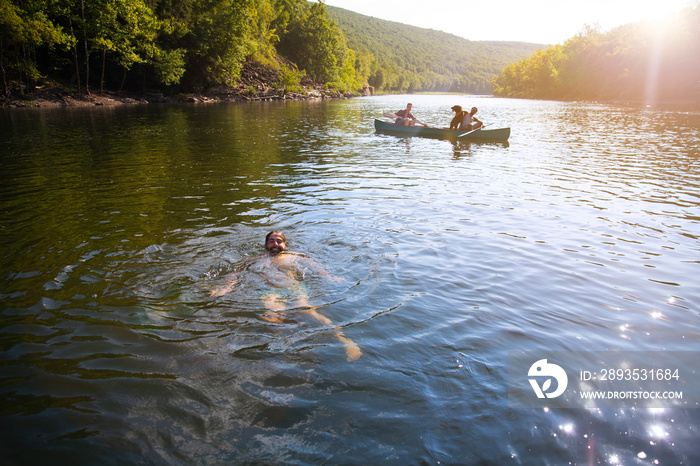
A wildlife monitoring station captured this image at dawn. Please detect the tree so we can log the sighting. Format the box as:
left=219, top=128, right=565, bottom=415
left=184, top=0, right=254, bottom=88
left=92, top=0, right=162, bottom=92
left=492, top=5, right=700, bottom=103
left=0, top=0, right=71, bottom=95
left=0, top=0, right=26, bottom=95
left=369, top=66, right=385, bottom=91
left=278, top=1, right=350, bottom=84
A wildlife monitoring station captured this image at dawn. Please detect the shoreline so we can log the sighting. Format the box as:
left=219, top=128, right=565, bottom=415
left=0, top=88, right=357, bottom=109
left=0, top=82, right=362, bottom=109
left=1, top=61, right=368, bottom=109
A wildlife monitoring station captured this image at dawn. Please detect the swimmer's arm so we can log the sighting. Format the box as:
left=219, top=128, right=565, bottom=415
left=210, top=273, right=238, bottom=297
left=298, top=255, right=344, bottom=282
left=210, top=255, right=261, bottom=297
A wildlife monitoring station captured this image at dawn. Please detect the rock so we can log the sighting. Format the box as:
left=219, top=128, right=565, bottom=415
left=2, top=58, right=361, bottom=108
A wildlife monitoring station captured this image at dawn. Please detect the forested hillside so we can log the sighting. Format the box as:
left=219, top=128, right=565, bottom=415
left=493, top=5, right=700, bottom=103
left=328, top=6, right=542, bottom=94
left=1, top=0, right=539, bottom=102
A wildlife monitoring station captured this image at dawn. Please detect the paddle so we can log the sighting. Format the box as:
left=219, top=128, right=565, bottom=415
left=458, top=124, right=491, bottom=138
left=382, top=113, right=430, bottom=127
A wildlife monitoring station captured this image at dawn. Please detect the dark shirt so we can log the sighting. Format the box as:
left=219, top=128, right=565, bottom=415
left=395, top=109, right=415, bottom=120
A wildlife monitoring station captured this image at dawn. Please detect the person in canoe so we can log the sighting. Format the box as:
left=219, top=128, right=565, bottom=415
left=210, top=231, right=362, bottom=361
left=391, top=103, right=427, bottom=127
left=463, top=106, right=483, bottom=131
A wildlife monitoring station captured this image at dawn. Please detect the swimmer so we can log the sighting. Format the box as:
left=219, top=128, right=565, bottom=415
left=211, top=231, right=361, bottom=361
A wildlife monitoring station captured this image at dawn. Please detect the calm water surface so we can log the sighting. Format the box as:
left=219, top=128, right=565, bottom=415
left=1, top=95, right=699, bottom=464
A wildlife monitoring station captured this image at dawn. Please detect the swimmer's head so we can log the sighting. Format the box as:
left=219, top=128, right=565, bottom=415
left=265, top=231, right=288, bottom=255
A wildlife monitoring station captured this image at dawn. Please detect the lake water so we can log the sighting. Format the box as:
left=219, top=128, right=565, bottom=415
left=1, top=95, right=699, bottom=464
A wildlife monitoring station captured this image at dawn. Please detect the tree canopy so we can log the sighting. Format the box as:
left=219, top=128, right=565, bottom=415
left=492, top=5, right=700, bottom=104
left=0, top=0, right=542, bottom=98
left=5, top=0, right=697, bottom=103
left=0, top=0, right=367, bottom=96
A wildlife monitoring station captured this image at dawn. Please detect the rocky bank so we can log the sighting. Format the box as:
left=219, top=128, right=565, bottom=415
left=1, top=61, right=370, bottom=108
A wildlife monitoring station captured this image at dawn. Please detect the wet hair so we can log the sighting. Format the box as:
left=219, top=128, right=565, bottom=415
left=265, top=230, right=287, bottom=246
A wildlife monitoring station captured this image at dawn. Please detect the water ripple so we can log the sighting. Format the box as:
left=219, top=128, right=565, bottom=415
left=1, top=98, right=699, bottom=464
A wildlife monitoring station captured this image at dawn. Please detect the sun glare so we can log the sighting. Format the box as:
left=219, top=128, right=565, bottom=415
left=323, top=0, right=694, bottom=44
left=643, top=9, right=685, bottom=105
left=644, top=19, right=668, bottom=105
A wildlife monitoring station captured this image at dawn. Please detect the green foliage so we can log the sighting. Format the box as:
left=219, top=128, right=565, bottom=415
left=493, top=6, right=700, bottom=103
left=185, top=0, right=254, bottom=87
left=94, top=0, right=160, bottom=70
left=0, top=0, right=72, bottom=94
left=151, top=47, right=185, bottom=86
left=274, top=0, right=375, bottom=93
left=327, top=5, right=541, bottom=94
left=1, top=0, right=539, bottom=97
left=1, top=0, right=264, bottom=93
left=277, top=65, right=305, bottom=94
left=277, top=2, right=344, bottom=83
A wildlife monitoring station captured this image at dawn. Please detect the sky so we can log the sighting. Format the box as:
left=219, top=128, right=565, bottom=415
left=320, top=0, right=697, bottom=44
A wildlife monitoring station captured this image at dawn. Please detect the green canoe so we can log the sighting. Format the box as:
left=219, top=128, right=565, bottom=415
left=374, top=119, right=510, bottom=141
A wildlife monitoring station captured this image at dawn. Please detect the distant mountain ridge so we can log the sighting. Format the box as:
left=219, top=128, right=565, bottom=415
left=327, top=5, right=544, bottom=94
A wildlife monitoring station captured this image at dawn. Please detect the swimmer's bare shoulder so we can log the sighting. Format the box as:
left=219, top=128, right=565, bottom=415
left=273, top=251, right=306, bottom=263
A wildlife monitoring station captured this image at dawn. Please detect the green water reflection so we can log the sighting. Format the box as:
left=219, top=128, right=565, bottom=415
left=1, top=97, right=699, bottom=464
